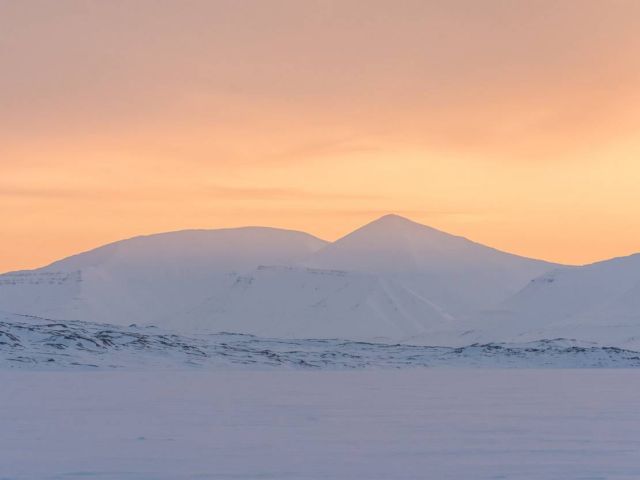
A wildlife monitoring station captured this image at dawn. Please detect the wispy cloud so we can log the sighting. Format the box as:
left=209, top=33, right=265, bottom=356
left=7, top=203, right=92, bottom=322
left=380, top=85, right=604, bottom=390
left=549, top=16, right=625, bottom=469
left=0, top=186, right=103, bottom=199
left=205, top=185, right=384, bottom=201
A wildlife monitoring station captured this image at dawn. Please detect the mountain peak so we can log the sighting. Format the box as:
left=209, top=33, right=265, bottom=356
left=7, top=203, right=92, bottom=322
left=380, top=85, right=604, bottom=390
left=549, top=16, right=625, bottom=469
left=352, top=213, right=449, bottom=239
left=306, top=213, right=556, bottom=275
left=375, top=213, right=412, bottom=222
left=370, top=213, right=422, bottom=227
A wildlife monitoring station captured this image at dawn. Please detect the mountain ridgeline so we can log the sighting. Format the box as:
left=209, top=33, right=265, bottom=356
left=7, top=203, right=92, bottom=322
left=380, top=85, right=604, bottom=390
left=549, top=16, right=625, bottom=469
left=1, top=214, right=639, bottom=347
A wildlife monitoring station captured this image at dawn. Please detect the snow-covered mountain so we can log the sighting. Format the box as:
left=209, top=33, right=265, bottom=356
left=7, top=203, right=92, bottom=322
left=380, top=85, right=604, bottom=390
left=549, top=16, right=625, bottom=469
left=0, top=214, right=562, bottom=342
left=305, top=214, right=559, bottom=316
left=0, top=227, right=327, bottom=327
left=180, top=214, right=560, bottom=341
left=477, top=253, right=640, bottom=349
left=181, top=265, right=454, bottom=340
left=4, top=214, right=639, bottom=347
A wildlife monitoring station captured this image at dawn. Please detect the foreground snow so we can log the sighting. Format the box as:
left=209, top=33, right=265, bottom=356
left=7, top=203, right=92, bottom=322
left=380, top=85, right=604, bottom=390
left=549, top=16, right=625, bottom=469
left=4, top=313, right=640, bottom=369
left=2, top=369, right=640, bottom=479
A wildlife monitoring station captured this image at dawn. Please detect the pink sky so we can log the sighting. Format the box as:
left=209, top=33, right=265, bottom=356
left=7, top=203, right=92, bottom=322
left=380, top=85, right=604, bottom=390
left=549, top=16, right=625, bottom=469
left=2, top=0, right=640, bottom=271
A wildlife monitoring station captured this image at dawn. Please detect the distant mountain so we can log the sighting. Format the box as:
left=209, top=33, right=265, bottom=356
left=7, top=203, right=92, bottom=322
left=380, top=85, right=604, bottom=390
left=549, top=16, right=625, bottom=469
left=478, top=253, right=640, bottom=349
left=44, top=226, right=326, bottom=271
left=180, top=214, right=559, bottom=340
left=181, top=265, right=454, bottom=341
left=0, top=227, right=327, bottom=327
left=305, top=214, right=560, bottom=316
left=0, top=215, right=598, bottom=344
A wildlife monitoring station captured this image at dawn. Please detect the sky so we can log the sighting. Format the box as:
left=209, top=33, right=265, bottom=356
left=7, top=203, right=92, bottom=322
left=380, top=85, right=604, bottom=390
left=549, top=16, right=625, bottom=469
left=2, top=0, right=640, bottom=272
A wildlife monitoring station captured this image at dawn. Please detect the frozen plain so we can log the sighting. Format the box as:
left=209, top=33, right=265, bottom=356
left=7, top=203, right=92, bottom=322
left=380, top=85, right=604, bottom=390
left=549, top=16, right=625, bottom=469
left=2, top=213, right=640, bottom=479
left=2, top=369, right=640, bottom=480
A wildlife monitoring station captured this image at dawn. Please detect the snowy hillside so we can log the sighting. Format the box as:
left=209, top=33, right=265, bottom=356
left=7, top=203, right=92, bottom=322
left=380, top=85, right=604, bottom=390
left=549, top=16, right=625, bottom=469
left=305, top=214, right=559, bottom=316
left=182, top=265, right=454, bottom=341
left=0, top=227, right=326, bottom=327
left=477, top=253, right=640, bottom=349
left=3, top=312, right=640, bottom=369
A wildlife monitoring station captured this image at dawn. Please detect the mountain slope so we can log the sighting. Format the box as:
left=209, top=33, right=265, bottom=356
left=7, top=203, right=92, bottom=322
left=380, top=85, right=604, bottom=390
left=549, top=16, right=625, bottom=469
left=0, top=227, right=327, bottom=326
left=480, top=253, right=640, bottom=348
left=181, top=265, right=454, bottom=340
left=4, top=312, right=640, bottom=369
left=0, top=216, right=565, bottom=343
left=305, top=214, right=560, bottom=317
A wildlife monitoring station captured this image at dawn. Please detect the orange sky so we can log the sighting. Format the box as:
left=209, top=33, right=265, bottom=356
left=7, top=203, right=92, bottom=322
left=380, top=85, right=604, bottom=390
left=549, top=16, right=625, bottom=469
left=2, top=0, right=640, bottom=272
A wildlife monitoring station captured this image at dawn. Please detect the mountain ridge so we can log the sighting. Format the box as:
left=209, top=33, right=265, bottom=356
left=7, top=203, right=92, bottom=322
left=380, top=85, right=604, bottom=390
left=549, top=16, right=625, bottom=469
left=2, top=214, right=568, bottom=275
left=0, top=214, right=638, bottom=347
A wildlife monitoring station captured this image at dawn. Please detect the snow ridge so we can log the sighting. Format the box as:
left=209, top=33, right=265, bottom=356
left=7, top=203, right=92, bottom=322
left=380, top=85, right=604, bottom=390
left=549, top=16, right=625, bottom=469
left=3, top=313, right=640, bottom=370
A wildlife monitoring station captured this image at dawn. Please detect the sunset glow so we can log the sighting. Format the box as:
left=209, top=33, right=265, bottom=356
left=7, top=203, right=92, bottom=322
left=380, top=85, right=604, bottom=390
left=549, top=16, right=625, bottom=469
left=3, top=0, right=640, bottom=271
